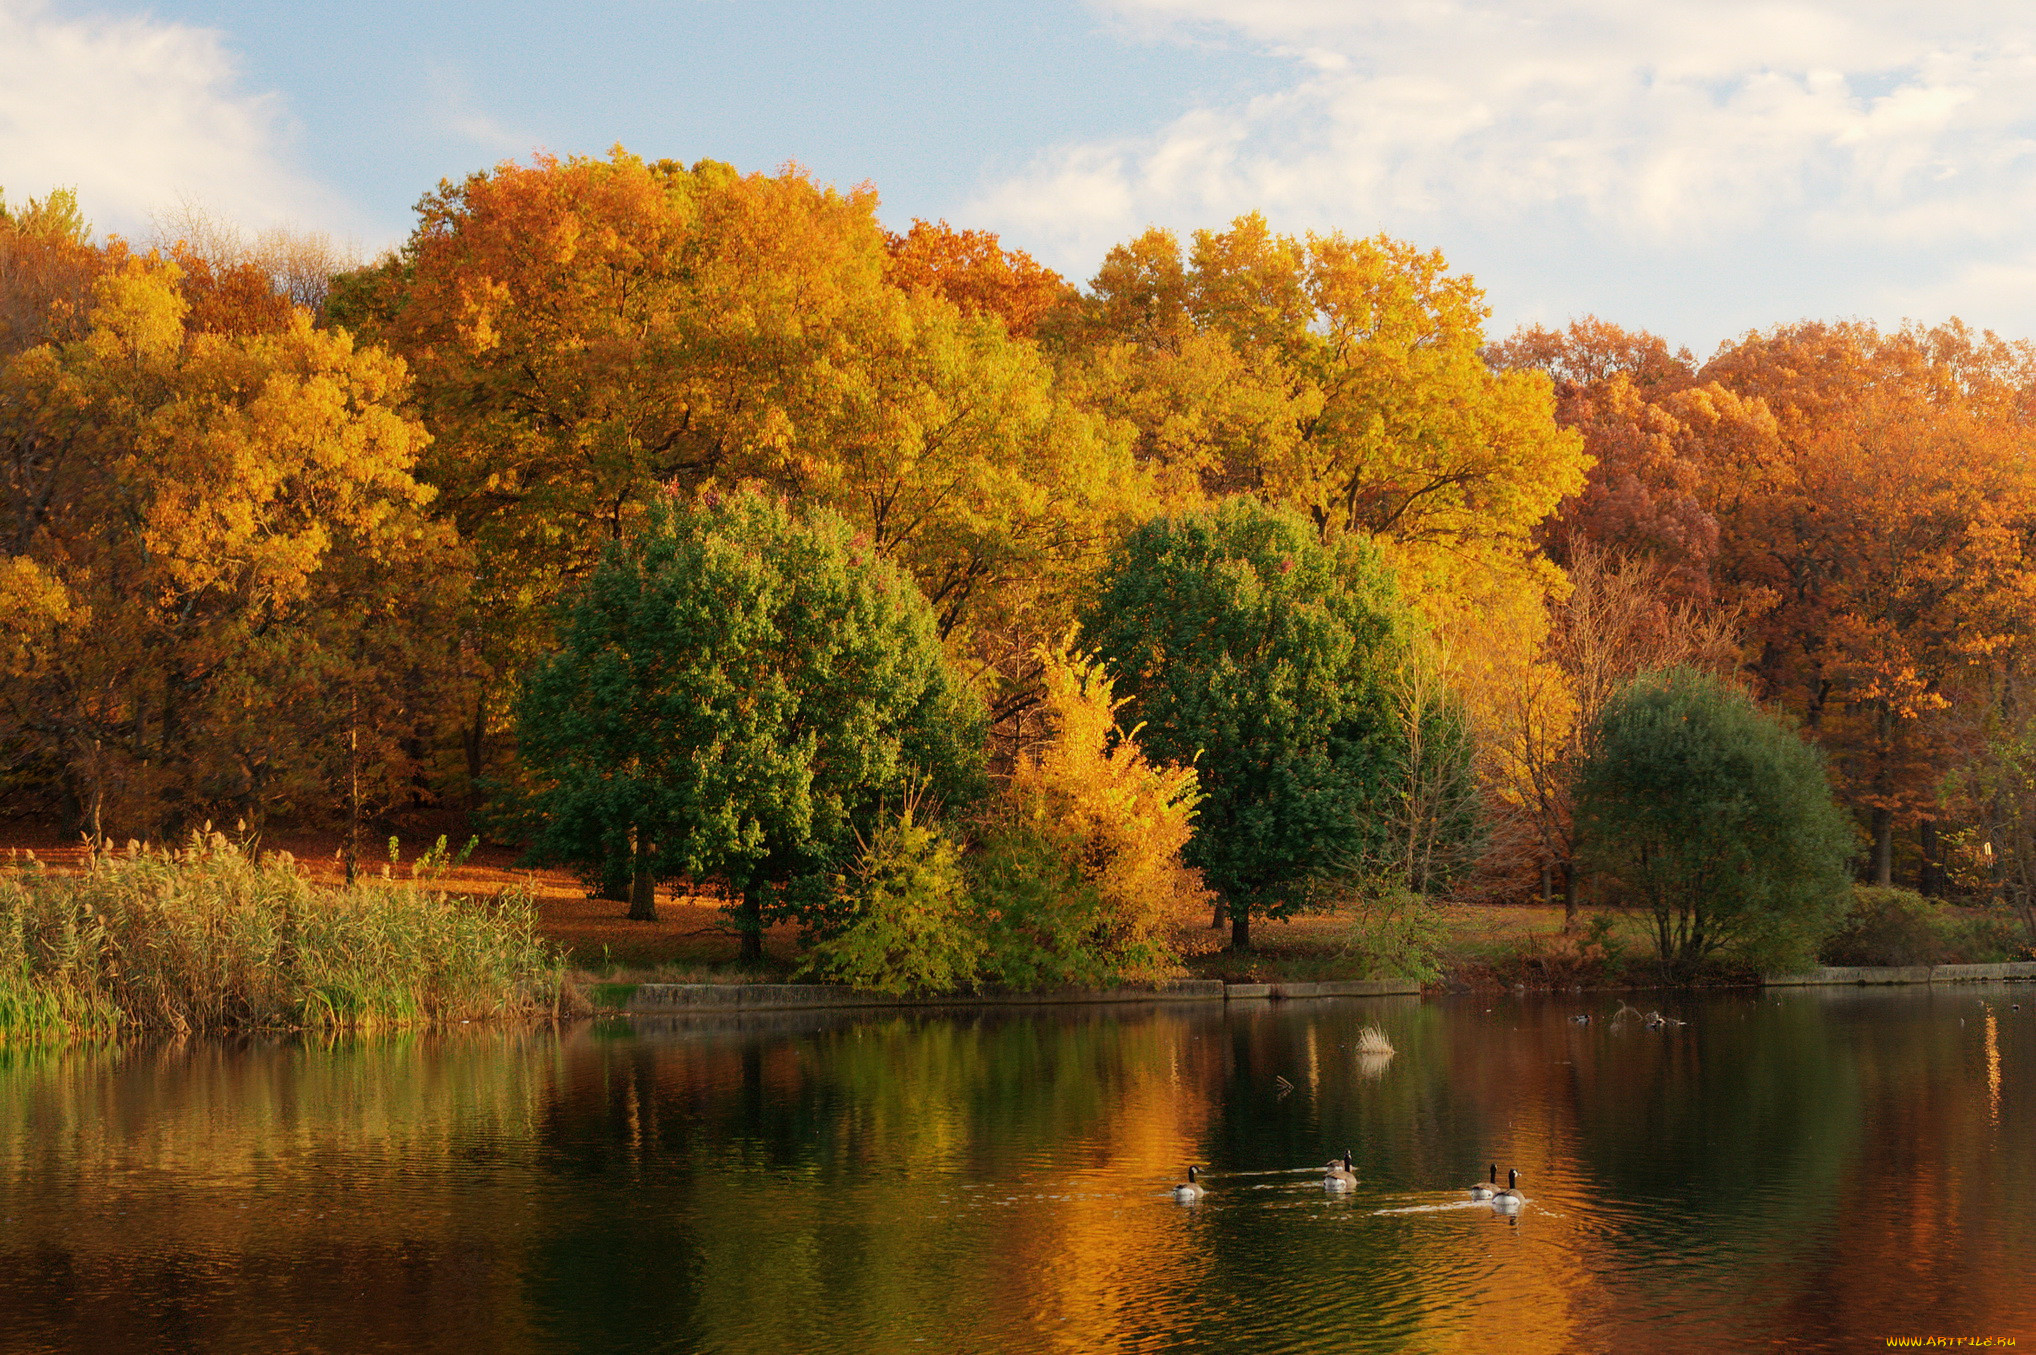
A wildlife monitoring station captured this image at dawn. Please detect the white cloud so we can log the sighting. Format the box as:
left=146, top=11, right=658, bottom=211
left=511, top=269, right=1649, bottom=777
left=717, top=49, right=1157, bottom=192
left=971, top=0, right=2036, bottom=342
left=0, top=0, right=352, bottom=239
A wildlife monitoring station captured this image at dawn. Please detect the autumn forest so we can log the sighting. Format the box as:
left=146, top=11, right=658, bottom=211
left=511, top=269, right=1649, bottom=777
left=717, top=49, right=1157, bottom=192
left=7, top=149, right=2036, bottom=977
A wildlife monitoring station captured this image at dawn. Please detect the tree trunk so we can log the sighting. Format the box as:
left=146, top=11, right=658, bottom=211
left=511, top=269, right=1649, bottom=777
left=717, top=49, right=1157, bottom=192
left=1561, top=860, right=1578, bottom=932
left=1211, top=896, right=1227, bottom=929
left=1540, top=861, right=1553, bottom=909
left=1871, top=806, right=1894, bottom=887
left=463, top=690, right=488, bottom=808
left=738, top=890, right=765, bottom=964
left=1229, top=905, right=1251, bottom=952
left=1919, top=818, right=1943, bottom=898
left=345, top=696, right=360, bottom=887
left=627, top=840, right=658, bottom=922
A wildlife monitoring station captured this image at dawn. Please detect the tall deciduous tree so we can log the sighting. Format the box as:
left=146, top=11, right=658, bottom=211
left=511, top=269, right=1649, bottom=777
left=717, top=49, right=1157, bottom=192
left=514, top=490, right=985, bottom=954
left=884, top=219, right=1070, bottom=339
left=1060, top=217, right=1586, bottom=550
left=1698, top=321, right=2036, bottom=883
left=0, top=255, right=449, bottom=833
left=1082, top=499, right=1412, bottom=949
left=337, top=150, right=1145, bottom=772
left=1, top=186, right=102, bottom=357
left=1487, top=318, right=1717, bottom=600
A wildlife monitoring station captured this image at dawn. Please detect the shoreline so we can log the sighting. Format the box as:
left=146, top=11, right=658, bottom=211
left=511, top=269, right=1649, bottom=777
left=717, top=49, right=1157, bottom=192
left=603, top=960, right=2036, bottom=1016
left=618, top=977, right=1419, bottom=1016
left=1763, top=960, right=2036, bottom=986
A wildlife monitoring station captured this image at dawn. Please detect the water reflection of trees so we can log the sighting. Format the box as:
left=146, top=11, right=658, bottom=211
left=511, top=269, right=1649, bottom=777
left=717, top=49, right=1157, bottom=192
left=529, top=1007, right=1231, bottom=1354
left=0, top=1032, right=562, bottom=1353
left=0, top=993, right=2028, bottom=1353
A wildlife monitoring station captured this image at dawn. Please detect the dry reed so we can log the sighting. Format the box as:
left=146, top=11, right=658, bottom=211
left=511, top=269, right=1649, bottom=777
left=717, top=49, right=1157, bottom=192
left=0, top=834, right=565, bottom=1041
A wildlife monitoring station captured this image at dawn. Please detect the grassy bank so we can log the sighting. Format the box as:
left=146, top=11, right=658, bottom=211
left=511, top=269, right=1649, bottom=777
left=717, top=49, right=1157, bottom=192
left=0, top=836, right=567, bottom=1041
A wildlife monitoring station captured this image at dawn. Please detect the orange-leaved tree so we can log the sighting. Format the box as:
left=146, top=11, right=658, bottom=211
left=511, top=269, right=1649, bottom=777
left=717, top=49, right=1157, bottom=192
left=1697, top=321, right=2036, bottom=883
left=337, top=150, right=1150, bottom=780
left=884, top=218, right=1070, bottom=338
left=1, top=186, right=103, bottom=358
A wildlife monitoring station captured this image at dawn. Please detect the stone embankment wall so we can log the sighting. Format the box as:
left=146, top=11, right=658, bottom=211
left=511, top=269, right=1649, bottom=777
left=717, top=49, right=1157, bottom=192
left=623, top=978, right=1419, bottom=1015
left=1766, top=961, right=2036, bottom=987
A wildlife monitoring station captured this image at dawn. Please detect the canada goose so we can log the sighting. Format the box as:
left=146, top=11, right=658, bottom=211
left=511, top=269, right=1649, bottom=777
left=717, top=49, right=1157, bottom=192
left=1324, top=1151, right=1357, bottom=1190
left=1173, top=1165, right=1206, bottom=1202
left=1468, top=1163, right=1498, bottom=1200
left=1491, top=1169, right=1524, bottom=1209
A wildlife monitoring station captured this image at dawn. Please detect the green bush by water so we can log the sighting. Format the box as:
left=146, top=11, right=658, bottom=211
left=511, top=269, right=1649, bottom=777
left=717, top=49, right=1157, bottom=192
left=1820, top=886, right=2031, bottom=967
left=800, top=809, right=984, bottom=996
left=1339, top=890, right=1449, bottom=984
left=0, top=836, right=565, bottom=1041
left=1579, top=668, right=1854, bottom=977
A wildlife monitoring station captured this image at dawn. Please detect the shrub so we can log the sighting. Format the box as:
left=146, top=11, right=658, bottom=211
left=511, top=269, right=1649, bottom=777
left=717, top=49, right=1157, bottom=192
left=1579, top=668, right=1853, bottom=977
left=1339, top=890, right=1449, bottom=984
left=0, top=836, right=564, bottom=1041
left=973, top=825, right=1120, bottom=990
left=1942, top=908, right=2033, bottom=964
left=800, top=806, right=982, bottom=996
left=1822, top=888, right=2034, bottom=967
left=1820, top=887, right=1946, bottom=967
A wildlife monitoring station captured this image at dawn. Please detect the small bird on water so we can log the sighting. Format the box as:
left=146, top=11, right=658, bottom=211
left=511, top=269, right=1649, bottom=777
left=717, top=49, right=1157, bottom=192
left=1324, top=1152, right=1357, bottom=1191
left=1173, top=1165, right=1205, bottom=1202
left=1468, top=1163, right=1498, bottom=1200
left=1491, top=1169, right=1525, bottom=1210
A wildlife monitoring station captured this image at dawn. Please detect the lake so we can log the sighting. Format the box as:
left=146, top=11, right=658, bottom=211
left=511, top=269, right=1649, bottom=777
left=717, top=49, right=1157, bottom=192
left=1, top=987, right=2029, bottom=1353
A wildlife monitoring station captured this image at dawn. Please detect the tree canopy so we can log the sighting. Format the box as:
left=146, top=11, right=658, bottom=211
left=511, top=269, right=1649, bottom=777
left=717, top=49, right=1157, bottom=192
left=513, top=489, right=985, bottom=952
left=0, top=253, right=448, bottom=836
left=1578, top=668, right=1854, bottom=974
left=18, top=156, right=2036, bottom=971
left=1081, top=498, right=1414, bottom=948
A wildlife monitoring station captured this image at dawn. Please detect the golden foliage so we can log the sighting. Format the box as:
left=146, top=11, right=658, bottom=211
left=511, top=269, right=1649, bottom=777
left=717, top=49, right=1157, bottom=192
left=340, top=150, right=1155, bottom=748
left=992, top=641, right=1208, bottom=981
left=0, top=254, right=455, bottom=833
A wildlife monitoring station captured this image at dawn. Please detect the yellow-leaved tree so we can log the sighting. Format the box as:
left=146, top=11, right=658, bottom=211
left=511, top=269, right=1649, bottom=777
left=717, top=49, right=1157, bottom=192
left=0, top=253, right=454, bottom=836
left=975, top=642, right=1208, bottom=988
left=1051, top=214, right=1589, bottom=751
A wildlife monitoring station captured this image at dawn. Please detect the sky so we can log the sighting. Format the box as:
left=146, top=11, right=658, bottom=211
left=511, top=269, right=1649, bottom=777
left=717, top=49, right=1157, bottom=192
left=5, top=0, right=2036, bottom=354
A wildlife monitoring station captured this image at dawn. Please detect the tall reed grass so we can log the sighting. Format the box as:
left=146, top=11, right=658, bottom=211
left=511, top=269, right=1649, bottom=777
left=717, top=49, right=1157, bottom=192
left=0, top=835, right=565, bottom=1041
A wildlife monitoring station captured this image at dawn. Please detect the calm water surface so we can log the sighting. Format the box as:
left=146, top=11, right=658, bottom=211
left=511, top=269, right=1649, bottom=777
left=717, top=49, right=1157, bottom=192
left=1, top=987, right=2031, bottom=1353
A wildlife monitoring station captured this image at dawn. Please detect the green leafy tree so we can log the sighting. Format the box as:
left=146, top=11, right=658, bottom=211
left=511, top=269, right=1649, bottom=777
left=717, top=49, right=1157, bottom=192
left=1578, top=668, right=1854, bottom=975
left=1081, top=499, right=1413, bottom=949
left=514, top=490, right=986, bottom=955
